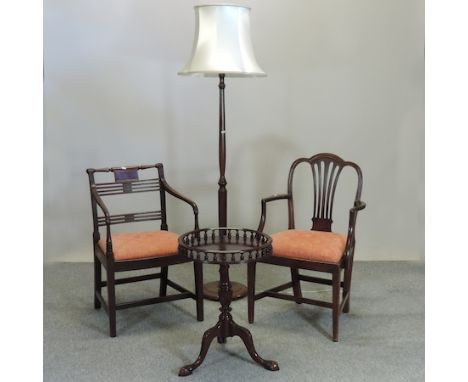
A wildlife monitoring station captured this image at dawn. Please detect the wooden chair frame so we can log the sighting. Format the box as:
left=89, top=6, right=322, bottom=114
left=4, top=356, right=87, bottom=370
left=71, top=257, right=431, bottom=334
left=86, top=163, right=203, bottom=337
left=247, top=153, right=365, bottom=341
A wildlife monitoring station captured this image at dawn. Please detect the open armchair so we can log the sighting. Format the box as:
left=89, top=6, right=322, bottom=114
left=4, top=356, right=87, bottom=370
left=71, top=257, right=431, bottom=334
left=86, top=163, right=203, bottom=337
left=247, top=153, right=365, bottom=341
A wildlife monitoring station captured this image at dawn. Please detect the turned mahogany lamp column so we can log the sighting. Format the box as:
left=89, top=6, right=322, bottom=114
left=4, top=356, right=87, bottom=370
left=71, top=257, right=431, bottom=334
left=217, top=74, right=227, bottom=228
left=178, top=4, right=266, bottom=300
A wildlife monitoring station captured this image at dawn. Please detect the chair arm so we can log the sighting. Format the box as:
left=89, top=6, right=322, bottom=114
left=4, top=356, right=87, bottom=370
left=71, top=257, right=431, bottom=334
left=351, top=200, right=366, bottom=213
left=257, top=193, right=291, bottom=233
left=160, top=178, right=200, bottom=230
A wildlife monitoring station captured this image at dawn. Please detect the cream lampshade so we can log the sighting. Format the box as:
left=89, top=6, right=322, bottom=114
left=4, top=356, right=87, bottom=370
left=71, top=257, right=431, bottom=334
left=179, top=4, right=265, bottom=77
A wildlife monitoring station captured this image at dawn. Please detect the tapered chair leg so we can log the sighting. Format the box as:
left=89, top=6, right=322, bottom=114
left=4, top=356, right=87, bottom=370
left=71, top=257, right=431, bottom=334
left=343, top=263, right=353, bottom=314
left=194, top=261, right=204, bottom=321
left=291, top=267, right=302, bottom=304
left=160, top=266, right=168, bottom=297
left=332, top=269, right=341, bottom=342
left=247, top=262, right=256, bottom=324
left=94, top=254, right=101, bottom=309
left=107, top=268, right=117, bottom=337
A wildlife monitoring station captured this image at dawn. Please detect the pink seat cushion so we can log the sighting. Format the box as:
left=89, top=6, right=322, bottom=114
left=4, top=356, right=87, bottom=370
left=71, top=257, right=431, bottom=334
left=271, top=229, right=347, bottom=264
left=98, top=230, right=179, bottom=261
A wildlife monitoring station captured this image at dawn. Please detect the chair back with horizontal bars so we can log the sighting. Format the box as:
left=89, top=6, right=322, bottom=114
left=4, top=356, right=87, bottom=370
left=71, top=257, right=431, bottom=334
left=87, top=164, right=169, bottom=245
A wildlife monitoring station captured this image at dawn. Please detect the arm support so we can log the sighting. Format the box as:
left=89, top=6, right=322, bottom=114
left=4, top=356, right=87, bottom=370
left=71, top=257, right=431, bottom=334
left=344, top=200, right=366, bottom=266
left=91, top=188, right=113, bottom=255
left=160, top=178, right=200, bottom=230
left=91, top=188, right=110, bottom=222
left=257, top=194, right=291, bottom=233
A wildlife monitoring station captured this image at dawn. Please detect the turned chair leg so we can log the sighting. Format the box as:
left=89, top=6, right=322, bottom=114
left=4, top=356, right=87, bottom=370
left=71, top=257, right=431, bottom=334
left=247, top=262, right=256, bottom=324
left=159, top=266, right=168, bottom=297
left=194, top=261, right=204, bottom=321
left=107, top=269, right=117, bottom=337
left=291, top=267, right=302, bottom=303
left=332, top=270, right=341, bottom=342
left=94, top=254, right=101, bottom=309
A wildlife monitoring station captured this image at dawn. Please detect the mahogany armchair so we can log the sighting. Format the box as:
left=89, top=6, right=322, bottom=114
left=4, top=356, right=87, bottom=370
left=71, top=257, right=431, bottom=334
left=86, top=163, right=203, bottom=337
left=247, top=153, right=365, bottom=341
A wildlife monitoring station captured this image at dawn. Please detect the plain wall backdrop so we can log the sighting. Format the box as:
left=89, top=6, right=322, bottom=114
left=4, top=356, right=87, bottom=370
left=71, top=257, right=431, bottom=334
left=43, top=0, right=424, bottom=262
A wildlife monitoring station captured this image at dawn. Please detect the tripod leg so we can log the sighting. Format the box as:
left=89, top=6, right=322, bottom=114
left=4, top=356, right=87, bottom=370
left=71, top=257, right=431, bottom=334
left=231, top=322, right=279, bottom=372
left=178, top=324, right=219, bottom=376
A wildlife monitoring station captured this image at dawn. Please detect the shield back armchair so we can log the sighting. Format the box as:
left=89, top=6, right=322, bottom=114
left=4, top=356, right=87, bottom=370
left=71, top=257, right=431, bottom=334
left=247, top=153, right=365, bottom=341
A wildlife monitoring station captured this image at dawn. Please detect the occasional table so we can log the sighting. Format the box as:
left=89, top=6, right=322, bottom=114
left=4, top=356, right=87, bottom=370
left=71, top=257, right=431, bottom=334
left=178, top=228, right=280, bottom=376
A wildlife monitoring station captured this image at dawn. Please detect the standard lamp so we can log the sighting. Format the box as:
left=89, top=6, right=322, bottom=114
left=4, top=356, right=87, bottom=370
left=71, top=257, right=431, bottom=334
left=179, top=4, right=266, bottom=300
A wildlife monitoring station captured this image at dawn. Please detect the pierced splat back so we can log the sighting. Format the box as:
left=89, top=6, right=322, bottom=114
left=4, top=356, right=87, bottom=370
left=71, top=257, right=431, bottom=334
left=286, top=153, right=363, bottom=232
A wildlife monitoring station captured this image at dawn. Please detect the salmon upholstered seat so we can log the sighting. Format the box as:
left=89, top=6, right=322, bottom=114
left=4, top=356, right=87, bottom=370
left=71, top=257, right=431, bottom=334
left=98, top=230, right=179, bottom=261
left=271, top=230, right=347, bottom=264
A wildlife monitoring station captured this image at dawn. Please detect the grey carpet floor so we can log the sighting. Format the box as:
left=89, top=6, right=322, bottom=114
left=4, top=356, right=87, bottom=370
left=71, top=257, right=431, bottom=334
left=44, top=261, right=424, bottom=382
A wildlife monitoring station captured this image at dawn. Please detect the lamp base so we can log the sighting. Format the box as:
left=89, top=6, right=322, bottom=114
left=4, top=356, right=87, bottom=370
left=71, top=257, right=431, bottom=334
left=203, top=281, right=247, bottom=301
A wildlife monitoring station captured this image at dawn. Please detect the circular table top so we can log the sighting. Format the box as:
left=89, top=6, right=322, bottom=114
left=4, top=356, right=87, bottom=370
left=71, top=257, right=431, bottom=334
left=178, top=227, right=272, bottom=264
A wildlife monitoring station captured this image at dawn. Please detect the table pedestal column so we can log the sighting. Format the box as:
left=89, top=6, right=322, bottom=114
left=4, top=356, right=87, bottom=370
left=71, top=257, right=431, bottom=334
left=179, top=263, right=279, bottom=376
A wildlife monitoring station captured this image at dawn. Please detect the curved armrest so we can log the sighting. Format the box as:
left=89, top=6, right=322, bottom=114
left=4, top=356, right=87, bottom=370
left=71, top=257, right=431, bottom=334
left=160, top=178, right=199, bottom=230
left=351, top=200, right=366, bottom=212
left=257, top=193, right=291, bottom=233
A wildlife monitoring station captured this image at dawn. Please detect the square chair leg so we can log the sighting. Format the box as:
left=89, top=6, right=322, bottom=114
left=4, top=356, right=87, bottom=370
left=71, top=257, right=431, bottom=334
left=332, top=270, right=341, bottom=342
left=290, top=267, right=302, bottom=303
left=343, top=264, right=353, bottom=314
left=159, top=266, right=168, bottom=297
left=106, top=268, right=117, bottom=338
left=94, top=254, right=102, bottom=309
